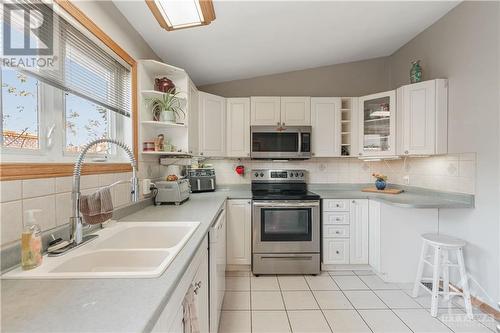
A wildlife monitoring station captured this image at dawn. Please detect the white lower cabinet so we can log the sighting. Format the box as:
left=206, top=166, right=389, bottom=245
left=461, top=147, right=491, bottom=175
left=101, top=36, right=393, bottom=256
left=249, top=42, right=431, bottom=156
left=322, top=199, right=368, bottom=266
left=368, top=201, right=439, bottom=283
left=226, top=200, right=252, bottom=266
left=152, top=237, right=209, bottom=333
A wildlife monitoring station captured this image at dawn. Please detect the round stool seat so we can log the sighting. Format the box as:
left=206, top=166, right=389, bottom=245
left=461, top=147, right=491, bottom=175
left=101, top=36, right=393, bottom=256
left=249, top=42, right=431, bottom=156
left=421, top=233, right=466, bottom=248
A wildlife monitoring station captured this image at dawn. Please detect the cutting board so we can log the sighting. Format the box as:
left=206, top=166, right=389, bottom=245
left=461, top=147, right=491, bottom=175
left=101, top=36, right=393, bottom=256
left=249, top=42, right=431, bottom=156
left=362, top=188, right=404, bottom=194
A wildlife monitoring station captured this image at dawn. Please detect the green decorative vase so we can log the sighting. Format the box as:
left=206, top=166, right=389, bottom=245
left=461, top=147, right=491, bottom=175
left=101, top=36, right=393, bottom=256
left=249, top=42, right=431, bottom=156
left=410, top=60, right=422, bottom=83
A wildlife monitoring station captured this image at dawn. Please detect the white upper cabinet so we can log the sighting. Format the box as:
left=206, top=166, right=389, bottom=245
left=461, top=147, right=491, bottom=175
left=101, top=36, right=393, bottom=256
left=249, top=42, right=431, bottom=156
left=358, top=90, right=396, bottom=157
left=311, top=97, right=341, bottom=157
left=199, top=92, right=226, bottom=157
left=226, top=98, right=250, bottom=157
left=397, top=79, right=448, bottom=156
left=250, top=97, right=281, bottom=125
left=187, top=80, right=199, bottom=155
left=280, top=97, right=311, bottom=126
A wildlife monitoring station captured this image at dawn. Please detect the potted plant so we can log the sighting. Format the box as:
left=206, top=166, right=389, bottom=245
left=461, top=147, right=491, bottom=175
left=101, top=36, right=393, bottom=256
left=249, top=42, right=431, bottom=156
left=372, top=173, right=388, bottom=190
left=145, top=88, right=185, bottom=124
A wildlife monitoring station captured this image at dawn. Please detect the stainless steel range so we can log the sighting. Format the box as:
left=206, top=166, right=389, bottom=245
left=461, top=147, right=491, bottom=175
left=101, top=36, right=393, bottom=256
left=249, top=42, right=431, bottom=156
left=252, top=169, right=320, bottom=275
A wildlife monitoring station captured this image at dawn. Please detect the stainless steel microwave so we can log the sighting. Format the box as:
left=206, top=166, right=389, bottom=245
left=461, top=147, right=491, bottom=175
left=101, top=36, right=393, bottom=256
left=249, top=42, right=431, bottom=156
left=250, top=126, right=312, bottom=159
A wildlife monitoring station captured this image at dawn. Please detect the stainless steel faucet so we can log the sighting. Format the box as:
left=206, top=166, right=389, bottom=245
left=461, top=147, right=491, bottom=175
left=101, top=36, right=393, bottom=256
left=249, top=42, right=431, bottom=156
left=70, top=138, right=139, bottom=245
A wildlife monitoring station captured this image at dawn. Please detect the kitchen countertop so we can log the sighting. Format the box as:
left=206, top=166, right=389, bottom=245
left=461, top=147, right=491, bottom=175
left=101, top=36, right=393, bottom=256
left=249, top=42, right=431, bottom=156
left=0, top=184, right=473, bottom=333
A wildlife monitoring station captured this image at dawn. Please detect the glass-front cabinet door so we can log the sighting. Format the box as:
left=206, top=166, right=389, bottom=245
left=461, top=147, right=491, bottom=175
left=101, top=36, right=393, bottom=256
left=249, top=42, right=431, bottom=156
left=358, top=90, right=396, bottom=157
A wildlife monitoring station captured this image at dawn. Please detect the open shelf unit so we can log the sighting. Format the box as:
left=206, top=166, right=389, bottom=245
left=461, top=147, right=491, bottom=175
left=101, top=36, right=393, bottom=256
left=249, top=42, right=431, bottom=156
left=138, top=60, right=194, bottom=159
left=340, top=97, right=358, bottom=157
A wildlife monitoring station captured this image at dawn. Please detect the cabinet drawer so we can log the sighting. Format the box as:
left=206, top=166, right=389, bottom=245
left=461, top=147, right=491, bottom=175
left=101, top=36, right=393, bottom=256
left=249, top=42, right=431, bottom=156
left=323, top=199, right=350, bottom=211
left=323, top=212, right=350, bottom=225
left=323, top=225, right=350, bottom=238
left=323, top=239, right=350, bottom=264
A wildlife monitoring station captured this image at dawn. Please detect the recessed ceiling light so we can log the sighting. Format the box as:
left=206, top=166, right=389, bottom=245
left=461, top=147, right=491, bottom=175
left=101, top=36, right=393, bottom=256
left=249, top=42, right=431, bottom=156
left=146, top=0, right=216, bottom=31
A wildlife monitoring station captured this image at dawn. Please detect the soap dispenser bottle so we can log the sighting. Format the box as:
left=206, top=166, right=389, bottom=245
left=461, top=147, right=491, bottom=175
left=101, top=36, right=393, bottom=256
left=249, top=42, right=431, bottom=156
left=21, top=209, right=43, bottom=270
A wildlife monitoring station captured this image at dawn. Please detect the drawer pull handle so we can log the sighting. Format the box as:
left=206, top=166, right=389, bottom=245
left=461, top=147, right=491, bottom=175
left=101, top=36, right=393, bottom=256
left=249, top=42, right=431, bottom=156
left=336, top=204, right=340, bottom=207
left=335, top=231, right=340, bottom=234
left=336, top=218, right=341, bottom=221
left=336, top=251, right=340, bottom=254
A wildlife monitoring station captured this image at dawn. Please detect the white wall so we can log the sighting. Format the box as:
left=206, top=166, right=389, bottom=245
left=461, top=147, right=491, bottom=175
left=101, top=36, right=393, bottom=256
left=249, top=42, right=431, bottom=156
left=389, top=2, right=500, bottom=308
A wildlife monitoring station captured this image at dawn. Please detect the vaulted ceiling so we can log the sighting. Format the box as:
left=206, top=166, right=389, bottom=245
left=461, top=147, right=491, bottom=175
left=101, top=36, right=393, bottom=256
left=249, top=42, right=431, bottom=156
left=114, top=1, right=458, bottom=85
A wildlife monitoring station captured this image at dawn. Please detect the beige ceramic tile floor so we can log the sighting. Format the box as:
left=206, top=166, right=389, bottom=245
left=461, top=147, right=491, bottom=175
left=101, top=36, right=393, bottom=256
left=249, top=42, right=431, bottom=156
left=220, top=270, right=498, bottom=333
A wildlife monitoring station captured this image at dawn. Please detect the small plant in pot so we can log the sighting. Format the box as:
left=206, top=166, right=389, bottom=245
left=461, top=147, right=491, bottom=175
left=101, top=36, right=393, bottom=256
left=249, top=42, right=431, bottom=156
left=146, top=88, right=185, bottom=124
left=372, top=173, right=388, bottom=190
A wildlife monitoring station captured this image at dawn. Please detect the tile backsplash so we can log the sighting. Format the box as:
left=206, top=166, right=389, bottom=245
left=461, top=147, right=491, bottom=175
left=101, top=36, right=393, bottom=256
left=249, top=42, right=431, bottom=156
left=0, top=160, right=161, bottom=248
left=206, top=153, right=476, bottom=194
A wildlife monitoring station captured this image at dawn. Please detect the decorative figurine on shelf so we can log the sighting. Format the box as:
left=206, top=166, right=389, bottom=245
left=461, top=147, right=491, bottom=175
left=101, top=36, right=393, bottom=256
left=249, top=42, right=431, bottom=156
left=155, top=77, right=176, bottom=93
left=155, top=134, right=165, bottom=151
left=372, top=173, right=388, bottom=190
left=410, top=60, right=422, bottom=83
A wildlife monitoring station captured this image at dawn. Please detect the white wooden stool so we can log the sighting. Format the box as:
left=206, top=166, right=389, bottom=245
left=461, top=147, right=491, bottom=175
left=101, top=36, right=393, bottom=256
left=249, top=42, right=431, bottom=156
left=412, top=233, right=473, bottom=319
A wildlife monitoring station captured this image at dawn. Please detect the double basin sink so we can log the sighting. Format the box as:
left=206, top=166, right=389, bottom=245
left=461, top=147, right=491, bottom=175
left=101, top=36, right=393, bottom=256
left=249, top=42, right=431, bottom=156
left=2, top=221, right=200, bottom=279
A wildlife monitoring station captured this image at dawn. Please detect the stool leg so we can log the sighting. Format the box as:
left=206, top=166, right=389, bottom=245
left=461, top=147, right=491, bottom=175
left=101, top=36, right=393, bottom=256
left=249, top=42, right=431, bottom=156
left=412, top=241, right=428, bottom=298
left=442, top=249, right=450, bottom=301
left=431, top=246, right=441, bottom=317
left=457, top=247, right=473, bottom=319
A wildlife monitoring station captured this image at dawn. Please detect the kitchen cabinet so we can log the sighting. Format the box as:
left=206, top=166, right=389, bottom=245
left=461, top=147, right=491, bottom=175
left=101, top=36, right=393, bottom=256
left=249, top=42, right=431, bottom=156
left=193, top=250, right=209, bottom=333
left=226, top=98, right=250, bottom=157
left=280, top=97, right=311, bottom=126
left=311, top=97, right=341, bottom=157
left=250, top=96, right=310, bottom=126
left=199, top=92, right=226, bottom=157
left=368, top=201, right=438, bottom=283
left=250, top=97, right=281, bottom=125
left=349, top=199, right=369, bottom=264
left=322, top=199, right=368, bottom=266
left=396, top=79, right=448, bottom=156
left=226, top=200, right=252, bottom=266
left=358, top=90, right=396, bottom=157
left=188, top=80, right=199, bottom=155
left=152, top=237, right=209, bottom=333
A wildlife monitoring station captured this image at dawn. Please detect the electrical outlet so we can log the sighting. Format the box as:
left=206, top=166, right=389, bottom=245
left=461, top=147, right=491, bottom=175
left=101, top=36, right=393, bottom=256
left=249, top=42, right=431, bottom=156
left=142, top=179, right=151, bottom=195
left=403, top=175, right=410, bottom=185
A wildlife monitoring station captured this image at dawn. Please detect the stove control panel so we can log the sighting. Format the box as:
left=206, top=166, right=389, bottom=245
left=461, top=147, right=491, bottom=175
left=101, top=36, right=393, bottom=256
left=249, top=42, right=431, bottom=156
left=252, top=169, right=307, bottom=182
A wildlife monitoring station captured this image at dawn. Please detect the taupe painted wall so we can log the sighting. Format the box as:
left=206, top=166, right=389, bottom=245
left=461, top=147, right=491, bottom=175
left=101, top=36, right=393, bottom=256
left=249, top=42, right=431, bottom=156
left=199, top=57, right=390, bottom=97
left=389, top=2, right=500, bottom=307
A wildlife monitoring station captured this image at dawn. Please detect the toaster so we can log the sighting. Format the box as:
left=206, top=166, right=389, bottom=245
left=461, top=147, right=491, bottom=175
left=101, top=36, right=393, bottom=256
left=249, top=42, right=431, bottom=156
left=187, top=168, right=216, bottom=193
left=154, top=179, right=190, bottom=205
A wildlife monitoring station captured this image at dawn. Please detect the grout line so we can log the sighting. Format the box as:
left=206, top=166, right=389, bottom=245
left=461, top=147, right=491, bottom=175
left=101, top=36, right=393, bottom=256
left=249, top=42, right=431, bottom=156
left=334, top=279, right=375, bottom=333
left=308, top=275, right=336, bottom=333
left=276, top=275, right=293, bottom=332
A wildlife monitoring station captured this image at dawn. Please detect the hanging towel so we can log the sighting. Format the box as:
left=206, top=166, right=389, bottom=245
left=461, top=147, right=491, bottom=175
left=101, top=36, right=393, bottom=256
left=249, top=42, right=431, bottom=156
left=182, top=284, right=200, bottom=333
left=79, top=187, right=114, bottom=225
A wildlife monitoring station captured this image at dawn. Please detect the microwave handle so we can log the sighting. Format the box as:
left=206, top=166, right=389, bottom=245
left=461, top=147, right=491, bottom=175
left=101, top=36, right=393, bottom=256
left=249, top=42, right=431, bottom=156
left=298, top=131, right=302, bottom=153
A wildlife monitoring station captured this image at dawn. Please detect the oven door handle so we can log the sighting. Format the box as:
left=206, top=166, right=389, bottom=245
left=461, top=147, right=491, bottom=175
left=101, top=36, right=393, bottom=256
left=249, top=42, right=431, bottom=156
left=261, top=255, right=314, bottom=260
left=252, top=201, right=319, bottom=208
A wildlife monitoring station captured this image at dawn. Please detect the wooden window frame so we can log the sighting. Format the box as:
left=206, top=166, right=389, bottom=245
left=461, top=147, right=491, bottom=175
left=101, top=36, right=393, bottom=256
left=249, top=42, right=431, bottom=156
left=0, top=0, right=138, bottom=181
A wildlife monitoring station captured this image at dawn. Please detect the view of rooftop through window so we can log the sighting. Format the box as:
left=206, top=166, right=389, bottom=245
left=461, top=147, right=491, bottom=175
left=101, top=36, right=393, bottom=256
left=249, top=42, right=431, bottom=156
left=1, top=69, right=40, bottom=150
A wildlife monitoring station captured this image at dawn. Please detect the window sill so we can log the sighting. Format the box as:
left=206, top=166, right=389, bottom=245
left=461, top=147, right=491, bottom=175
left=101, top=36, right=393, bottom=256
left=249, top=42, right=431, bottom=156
left=0, top=163, right=133, bottom=181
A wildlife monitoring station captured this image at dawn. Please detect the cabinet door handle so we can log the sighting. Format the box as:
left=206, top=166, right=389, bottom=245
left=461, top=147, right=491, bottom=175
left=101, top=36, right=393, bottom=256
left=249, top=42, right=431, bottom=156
left=336, top=251, right=340, bottom=254
left=404, top=150, right=409, bottom=154
left=277, top=122, right=280, bottom=126
left=200, top=152, right=204, bottom=156
left=193, top=281, right=202, bottom=294
left=282, top=122, right=285, bottom=126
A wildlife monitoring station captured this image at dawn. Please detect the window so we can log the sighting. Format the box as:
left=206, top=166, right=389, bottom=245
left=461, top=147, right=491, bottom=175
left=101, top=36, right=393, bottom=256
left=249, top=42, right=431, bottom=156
left=1, top=69, right=40, bottom=150
left=0, top=2, right=132, bottom=164
left=64, top=93, right=112, bottom=154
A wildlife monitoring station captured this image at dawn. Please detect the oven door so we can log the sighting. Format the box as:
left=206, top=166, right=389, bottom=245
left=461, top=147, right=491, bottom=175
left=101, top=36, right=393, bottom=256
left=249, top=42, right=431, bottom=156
left=252, top=200, right=320, bottom=253
left=250, top=126, right=311, bottom=159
